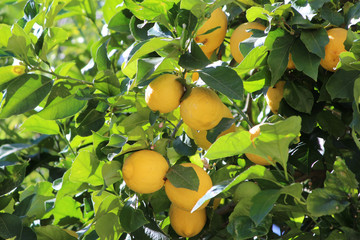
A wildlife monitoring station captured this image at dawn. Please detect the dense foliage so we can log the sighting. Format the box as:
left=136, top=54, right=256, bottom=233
left=1, top=0, right=360, bottom=239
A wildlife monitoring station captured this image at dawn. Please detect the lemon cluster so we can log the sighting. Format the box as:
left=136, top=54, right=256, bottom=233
left=165, top=163, right=213, bottom=238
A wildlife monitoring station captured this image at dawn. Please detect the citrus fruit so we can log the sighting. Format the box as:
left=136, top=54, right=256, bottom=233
left=320, top=28, right=347, bottom=72
left=265, top=81, right=286, bottom=114
left=195, top=8, right=227, bottom=53
left=233, top=181, right=261, bottom=203
left=180, top=87, right=225, bottom=131
left=287, top=54, right=295, bottom=69
left=122, top=150, right=169, bottom=194
left=191, top=106, right=236, bottom=150
left=169, top=203, right=207, bottom=238
left=245, top=124, right=273, bottom=166
left=165, top=163, right=213, bottom=211
left=230, top=22, right=266, bottom=63
left=145, top=74, right=184, bottom=113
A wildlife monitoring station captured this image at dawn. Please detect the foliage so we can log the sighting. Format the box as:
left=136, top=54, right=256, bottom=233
left=0, top=0, right=360, bottom=239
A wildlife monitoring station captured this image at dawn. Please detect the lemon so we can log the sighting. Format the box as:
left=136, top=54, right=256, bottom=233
left=180, top=87, right=225, bottom=131
left=191, top=106, right=236, bottom=150
left=230, top=22, right=266, bottom=63
left=195, top=8, right=227, bottom=53
left=320, top=28, right=347, bottom=72
left=245, top=124, right=273, bottom=166
left=145, top=74, right=184, bottom=113
left=122, top=150, right=169, bottom=194
left=287, top=54, right=295, bottom=69
left=169, top=203, right=207, bottom=238
left=265, top=81, right=286, bottom=114
left=165, top=163, right=213, bottom=211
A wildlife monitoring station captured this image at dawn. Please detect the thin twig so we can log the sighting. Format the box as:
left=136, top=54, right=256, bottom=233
left=229, top=98, right=253, bottom=128
left=31, top=67, right=94, bottom=85
left=171, top=119, right=183, bottom=139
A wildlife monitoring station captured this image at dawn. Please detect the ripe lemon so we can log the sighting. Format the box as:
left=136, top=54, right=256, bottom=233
left=230, top=22, right=266, bottom=63
left=245, top=124, right=273, bottom=166
left=169, top=203, right=207, bottom=238
left=287, top=54, right=295, bottom=69
left=191, top=106, right=236, bottom=150
left=165, top=163, right=213, bottom=211
left=145, top=74, right=184, bottom=113
left=233, top=181, right=261, bottom=203
left=320, top=28, right=347, bottom=72
left=122, top=150, right=169, bottom=194
left=195, top=8, right=227, bottom=53
left=180, top=87, right=225, bottom=131
left=265, top=81, right=285, bottom=114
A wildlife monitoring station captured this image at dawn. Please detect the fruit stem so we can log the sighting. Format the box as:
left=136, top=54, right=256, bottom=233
left=352, top=129, right=360, bottom=151
left=171, top=119, right=183, bottom=139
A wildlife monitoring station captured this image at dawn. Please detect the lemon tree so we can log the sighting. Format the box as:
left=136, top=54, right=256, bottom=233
left=1, top=0, right=360, bottom=239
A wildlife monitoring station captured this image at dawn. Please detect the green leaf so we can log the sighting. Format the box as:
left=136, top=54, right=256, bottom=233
left=173, top=132, right=197, bottom=156
left=102, top=0, right=124, bottom=23
left=267, top=33, right=295, bottom=85
left=0, top=213, right=23, bottom=239
left=166, top=164, right=200, bottom=191
left=148, top=188, right=171, bottom=213
left=227, top=215, right=272, bottom=240
left=283, top=81, right=314, bottom=114
left=207, top=117, right=236, bottom=143
left=199, top=66, right=244, bottom=100
left=94, top=70, right=121, bottom=96
left=0, top=24, right=12, bottom=48
left=178, top=41, right=211, bottom=70
left=95, top=212, right=123, bottom=239
left=243, top=68, right=269, bottom=93
left=307, top=188, right=349, bottom=217
left=76, top=109, right=105, bottom=137
left=40, top=27, right=69, bottom=60
left=250, top=189, right=280, bottom=225
left=0, top=163, right=28, bottom=196
left=37, top=80, right=87, bottom=120
left=69, top=150, right=104, bottom=186
left=317, top=111, right=346, bottom=138
left=6, top=24, right=32, bottom=59
left=326, top=70, right=358, bottom=100
left=83, top=0, right=97, bottom=22
left=108, top=11, right=131, bottom=33
left=102, top=161, right=122, bottom=186
left=135, top=57, right=164, bottom=86
left=50, top=196, right=83, bottom=225
left=324, top=159, right=359, bottom=197
left=0, top=74, right=53, bottom=119
left=101, top=134, right=127, bottom=160
left=210, top=165, right=243, bottom=185
left=21, top=114, right=60, bottom=135
left=192, top=165, right=279, bottom=212
left=290, top=38, right=321, bottom=80
left=120, top=201, right=149, bottom=233
left=95, top=39, right=111, bottom=71
left=124, top=0, right=179, bottom=21
left=34, top=225, right=77, bottom=240
left=0, top=144, right=32, bottom=160
left=246, top=7, right=270, bottom=22
left=122, top=37, right=176, bottom=78
left=234, top=46, right=268, bottom=76
left=338, top=52, right=360, bottom=71
left=320, top=5, right=344, bottom=26
left=300, top=28, right=329, bottom=59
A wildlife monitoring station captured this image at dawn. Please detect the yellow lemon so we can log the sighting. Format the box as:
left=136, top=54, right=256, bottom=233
left=265, top=81, right=286, bottom=114
left=169, top=204, right=207, bottom=238
left=287, top=54, right=295, bottom=69
left=145, top=74, right=184, bottom=113
left=165, top=163, right=213, bottom=211
left=180, top=87, right=225, bottom=131
left=195, top=8, right=227, bottom=53
left=122, top=150, right=169, bottom=194
left=230, top=22, right=266, bottom=63
left=245, top=124, right=273, bottom=166
left=320, top=28, right=348, bottom=72
left=191, top=106, right=236, bottom=150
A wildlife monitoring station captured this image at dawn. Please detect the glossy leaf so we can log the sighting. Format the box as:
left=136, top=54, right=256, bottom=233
left=0, top=213, right=23, bottom=239
left=120, top=201, right=149, bottom=233
left=300, top=28, right=329, bottom=58
left=326, top=70, right=358, bottom=100
left=283, top=81, right=314, bottom=114
left=0, top=74, right=53, bottom=119
left=21, top=114, right=60, bottom=135
left=166, top=164, right=199, bottom=191
left=199, top=65, right=244, bottom=100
